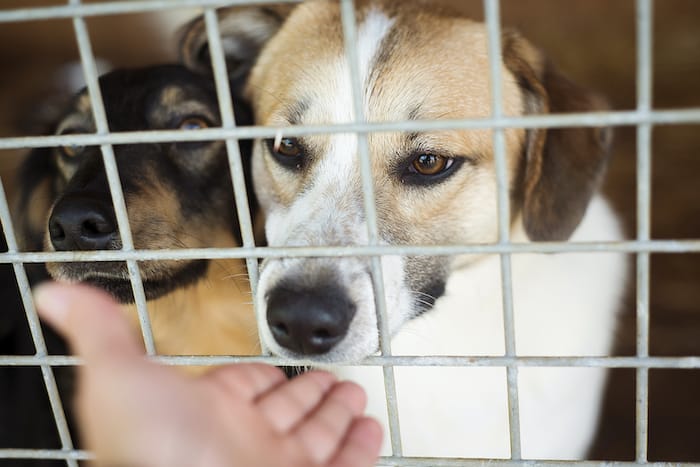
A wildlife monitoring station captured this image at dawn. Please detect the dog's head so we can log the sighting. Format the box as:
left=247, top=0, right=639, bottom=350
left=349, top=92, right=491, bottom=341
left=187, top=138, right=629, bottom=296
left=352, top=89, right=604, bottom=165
left=181, top=1, right=612, bottom=363
left=15, top=64, right=253, bottom=303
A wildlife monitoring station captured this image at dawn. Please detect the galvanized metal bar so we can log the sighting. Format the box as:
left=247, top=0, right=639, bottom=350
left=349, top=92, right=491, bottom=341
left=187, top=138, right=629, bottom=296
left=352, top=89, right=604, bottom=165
left=70, top=1, right=156, bottom=354
left=0, top=449, right=92, bottom=461
left=0, top=0, right=303, bottom=23
left=339, top=0, right=403, bottom=455
left=0, top=179, right=77, bottom=467
left=484, top=0, right=522, bottom=458
left=635, top=0, right=653, bottom=463
left=3, top=448, right=698, bottom=466
left=375, top=459, right=700, bottom=467
left=2, top=109, right=700, bottom=151
left=1, top=239, right=700, bottom=265
left=202, top=8, right=264, bottom=352
left=2, top=449, right=698, bottom=466
left=3, top=354, right=700, bottom=370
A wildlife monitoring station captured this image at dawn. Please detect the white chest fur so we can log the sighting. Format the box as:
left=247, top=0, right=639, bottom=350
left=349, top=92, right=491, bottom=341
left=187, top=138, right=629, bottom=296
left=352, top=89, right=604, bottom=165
left=335, top=195, right=627, bottom=459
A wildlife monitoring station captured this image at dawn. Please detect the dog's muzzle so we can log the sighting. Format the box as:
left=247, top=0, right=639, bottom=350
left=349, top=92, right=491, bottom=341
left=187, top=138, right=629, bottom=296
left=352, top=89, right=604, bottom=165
left=266, top=283, right=356, bottom=355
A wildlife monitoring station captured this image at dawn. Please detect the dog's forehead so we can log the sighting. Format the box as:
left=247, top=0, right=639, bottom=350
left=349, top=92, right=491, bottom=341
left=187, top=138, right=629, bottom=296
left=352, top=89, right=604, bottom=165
left=156, top=83, right=212, bottom=106
left=151, top=84, right=219, bottom=125
left=253, top=2, right=524, bottom=165
left=256, top=4, right=522, bottom=117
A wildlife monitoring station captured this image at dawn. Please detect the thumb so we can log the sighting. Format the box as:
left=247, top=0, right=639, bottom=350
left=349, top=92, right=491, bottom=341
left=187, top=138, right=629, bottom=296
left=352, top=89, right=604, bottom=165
left=34, top=282, right=144, bottom=363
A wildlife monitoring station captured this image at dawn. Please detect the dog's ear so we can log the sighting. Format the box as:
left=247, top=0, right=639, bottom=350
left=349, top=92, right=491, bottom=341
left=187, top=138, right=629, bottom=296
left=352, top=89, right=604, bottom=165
left=502, top=31, right=613, bottom=241
left=179, top=5, right=295, bottom=94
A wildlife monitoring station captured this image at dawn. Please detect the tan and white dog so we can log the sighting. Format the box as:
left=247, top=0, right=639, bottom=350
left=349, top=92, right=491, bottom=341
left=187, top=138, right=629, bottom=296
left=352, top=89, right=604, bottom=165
left=181, top=0, right=627, bottom=459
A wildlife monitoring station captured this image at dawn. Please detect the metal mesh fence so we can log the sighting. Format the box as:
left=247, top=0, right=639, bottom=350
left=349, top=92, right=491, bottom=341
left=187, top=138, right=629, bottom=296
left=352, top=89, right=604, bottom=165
left=0, top=0, right=699, bottom=466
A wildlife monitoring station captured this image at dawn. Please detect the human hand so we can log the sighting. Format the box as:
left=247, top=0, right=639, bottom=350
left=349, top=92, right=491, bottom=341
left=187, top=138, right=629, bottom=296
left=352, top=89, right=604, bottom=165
left=34, top=283, right=382, bottom=467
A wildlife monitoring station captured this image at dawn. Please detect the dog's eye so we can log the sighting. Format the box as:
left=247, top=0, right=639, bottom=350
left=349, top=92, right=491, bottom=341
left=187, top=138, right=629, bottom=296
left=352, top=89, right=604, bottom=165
left=411, top=154, right=453, bottom=176
left=178, top=117, right=209, bottom=130
left=266, top=137, right=305, bottom=170
left=60, top=144, right=83, bottom=158
left=401, top=152, right=464, bottom=186
left=58, top=130, right=86, bottom=158
left=275, top=137, right=302, bottom=158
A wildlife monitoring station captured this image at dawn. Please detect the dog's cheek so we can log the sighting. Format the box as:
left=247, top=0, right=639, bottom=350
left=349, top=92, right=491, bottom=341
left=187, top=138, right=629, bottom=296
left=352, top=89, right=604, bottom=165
left=251, top=145, right=281, bottom=214
left=403, top=255, right=450, bottom=317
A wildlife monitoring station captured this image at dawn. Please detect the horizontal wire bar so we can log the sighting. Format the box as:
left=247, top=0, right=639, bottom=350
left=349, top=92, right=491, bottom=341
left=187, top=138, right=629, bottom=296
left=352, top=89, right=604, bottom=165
left=3, top=355, right=699, bottom=369
left=1, top=109, right=700, bottom=150
left=0, top=0, right=302, bottom=23
left=376, top=459, right=700, bottom=467
left=0, top=450, right=92, bottom=461
left=1, top=239, right=698, bottom=265
left=1, top=450, right=697, bottom=466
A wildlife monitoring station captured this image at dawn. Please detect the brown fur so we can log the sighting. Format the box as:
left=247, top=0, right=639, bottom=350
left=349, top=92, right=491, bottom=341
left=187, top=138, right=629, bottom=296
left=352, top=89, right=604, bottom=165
left=122, top=258, right=259, bottom=358
left=182, top=0, right=611, bottom=246
left=502, top=31, right=612, bottom=240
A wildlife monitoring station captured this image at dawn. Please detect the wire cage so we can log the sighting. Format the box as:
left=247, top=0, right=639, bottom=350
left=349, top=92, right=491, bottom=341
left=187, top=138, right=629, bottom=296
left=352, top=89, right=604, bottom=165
left=0, top=0, right=699, bottom=466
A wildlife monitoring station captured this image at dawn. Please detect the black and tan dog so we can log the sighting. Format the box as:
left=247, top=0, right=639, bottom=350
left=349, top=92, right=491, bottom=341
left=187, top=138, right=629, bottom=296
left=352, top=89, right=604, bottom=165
left=14, top=64, right=260, bottom=357
left=1, top=64, right=259, bottom=463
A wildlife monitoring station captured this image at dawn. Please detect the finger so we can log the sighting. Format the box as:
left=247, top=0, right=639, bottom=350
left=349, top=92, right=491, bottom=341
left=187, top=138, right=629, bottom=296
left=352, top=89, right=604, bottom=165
left=255, top=370, right=336, bottom=433
left=329, top=417, right=383, bottom=467
left=293, top=381, right=367, bottom=465
left=33, top=282, right=143, bottom=363
left=203, top=363, right=286, bottom=402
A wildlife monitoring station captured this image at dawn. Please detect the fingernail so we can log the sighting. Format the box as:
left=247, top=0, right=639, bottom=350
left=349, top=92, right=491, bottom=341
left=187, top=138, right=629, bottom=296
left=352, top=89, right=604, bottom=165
left=33, top=283, right=71, bottom=326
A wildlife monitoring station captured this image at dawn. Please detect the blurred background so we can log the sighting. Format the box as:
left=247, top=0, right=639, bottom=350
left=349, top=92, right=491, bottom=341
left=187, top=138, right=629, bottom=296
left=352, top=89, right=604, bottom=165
left=0, top=0, right=698, bottom=462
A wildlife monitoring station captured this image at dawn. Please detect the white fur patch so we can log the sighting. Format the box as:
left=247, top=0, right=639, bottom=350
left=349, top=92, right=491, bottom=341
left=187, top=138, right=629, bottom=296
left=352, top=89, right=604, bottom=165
left=357, top=8, right=395, bottom=91
left=320, top=8, right=395, bottom=182
left=256, top=9, right=412, bottom=363
left=335, top=195, right=628, bottom=458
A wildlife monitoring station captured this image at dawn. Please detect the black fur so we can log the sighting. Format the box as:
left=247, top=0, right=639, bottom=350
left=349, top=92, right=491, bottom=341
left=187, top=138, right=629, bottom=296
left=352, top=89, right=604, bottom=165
left=0, top=64, right=255, bottom=466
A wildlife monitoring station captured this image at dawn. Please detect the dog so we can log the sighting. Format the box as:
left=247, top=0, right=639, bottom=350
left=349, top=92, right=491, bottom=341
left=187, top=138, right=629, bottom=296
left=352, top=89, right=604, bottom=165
left=12, top=64, right=259, bottom=357
left=2, top=64, right=259, bottom=460
left=181, top=0, right=627, bottom=459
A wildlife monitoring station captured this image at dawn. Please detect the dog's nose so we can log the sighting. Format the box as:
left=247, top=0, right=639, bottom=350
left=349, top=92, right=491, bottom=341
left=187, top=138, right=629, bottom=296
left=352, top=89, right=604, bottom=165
left=266, top=285, right=356, bottom=355
left=49, top=196, right=118, bottom=251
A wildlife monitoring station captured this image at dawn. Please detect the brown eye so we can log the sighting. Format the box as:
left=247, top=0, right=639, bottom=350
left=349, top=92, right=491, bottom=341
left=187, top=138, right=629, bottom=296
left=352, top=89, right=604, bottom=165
left=411, top=153, right=452, bottom=175
left=179, top=117, right=209, bottom=130
left=275, top=137, right=302, bottom=158
left=60, top=144, right=83, bottom=158
left=267, top=137, right=305, bottom=170
left=58, top=129, right=85, bottom=158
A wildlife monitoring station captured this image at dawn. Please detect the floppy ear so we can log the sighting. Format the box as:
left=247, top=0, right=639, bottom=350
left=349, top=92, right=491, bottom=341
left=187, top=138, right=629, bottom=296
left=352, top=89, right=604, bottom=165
left=503, top=31, right=613, bottom=241
left=179, top=5, right=295, bottom=94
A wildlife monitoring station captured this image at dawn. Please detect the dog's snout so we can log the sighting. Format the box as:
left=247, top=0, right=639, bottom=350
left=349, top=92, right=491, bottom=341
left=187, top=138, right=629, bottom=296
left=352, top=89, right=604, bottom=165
left=266, top=285, right=356, bottom=355
left=49, top=195, right=117, bottom=251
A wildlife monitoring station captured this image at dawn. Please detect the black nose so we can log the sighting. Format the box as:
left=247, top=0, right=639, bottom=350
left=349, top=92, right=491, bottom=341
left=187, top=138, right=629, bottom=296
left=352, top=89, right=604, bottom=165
left=266, top=284, right=356, bottom=355
left=49, top=195, right=118, bottom=251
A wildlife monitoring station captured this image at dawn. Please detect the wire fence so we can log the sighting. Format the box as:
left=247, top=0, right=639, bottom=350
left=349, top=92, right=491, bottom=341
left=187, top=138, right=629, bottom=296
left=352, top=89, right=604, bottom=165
left=0, top=0, right=699, bottom=466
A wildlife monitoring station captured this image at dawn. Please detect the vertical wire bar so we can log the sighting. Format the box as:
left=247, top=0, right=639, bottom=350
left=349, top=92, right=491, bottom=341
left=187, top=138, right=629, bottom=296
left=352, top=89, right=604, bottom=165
left=339, top=0, right=403, bottom=456
left=203, top=8, right=264, bottom=352
left=0, top=179, right=77, bottom=467
left=635, top=0, right=653, bottom=462
left=69, top=0, right=156, bottom=354
left=484, top=0, right=522, bottom=459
